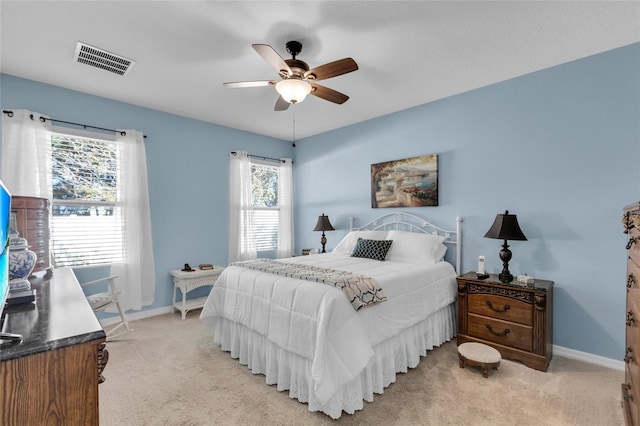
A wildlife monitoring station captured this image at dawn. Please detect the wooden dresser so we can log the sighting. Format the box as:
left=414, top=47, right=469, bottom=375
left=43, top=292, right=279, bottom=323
left=623, top=202, right=640, bottom=426
left=10, top=195, right=51, bottom=274
left=457, top=272, right=554, bottom=372
left=0, top=267, right=107, bottom=424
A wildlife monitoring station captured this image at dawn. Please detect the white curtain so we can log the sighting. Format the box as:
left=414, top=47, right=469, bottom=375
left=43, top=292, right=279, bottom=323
left=228, top=151, right=256, bottom=263
left=1, top=110, right=52, bottom=198
left=1, top=112, right=154, bottom=311
left=277, top=158, right=293, bottom=258
left=110, top=130, right=156, bottom=311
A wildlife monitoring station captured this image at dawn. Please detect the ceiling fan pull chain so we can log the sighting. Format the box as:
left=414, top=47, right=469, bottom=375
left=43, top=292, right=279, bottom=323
left=292, top=106, right=296, bottom=148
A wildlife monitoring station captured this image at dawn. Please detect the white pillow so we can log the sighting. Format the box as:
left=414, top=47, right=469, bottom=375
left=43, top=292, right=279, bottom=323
left=332, top=230, right=389, bottom=254
left=385, top=230, right=447, bottom=264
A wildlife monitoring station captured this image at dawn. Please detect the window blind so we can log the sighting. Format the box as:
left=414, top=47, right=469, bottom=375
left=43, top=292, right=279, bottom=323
left=50, top=133, right=123, bottom=266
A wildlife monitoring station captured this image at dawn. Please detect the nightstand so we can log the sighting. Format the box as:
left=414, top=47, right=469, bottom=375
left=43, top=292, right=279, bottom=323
left=169, top=266, right=224, bottom=320
left=456, top=272, right=554, bottom=372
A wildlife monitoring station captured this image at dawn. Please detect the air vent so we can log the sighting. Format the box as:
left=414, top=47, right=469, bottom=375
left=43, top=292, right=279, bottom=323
left=74, top=42, right=135, bottom=76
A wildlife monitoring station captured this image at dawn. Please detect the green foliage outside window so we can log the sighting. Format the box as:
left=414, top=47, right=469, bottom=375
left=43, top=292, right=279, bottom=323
left=51, top=135, right=117, bottom=216
left=251, top=164, right=278, bottom=207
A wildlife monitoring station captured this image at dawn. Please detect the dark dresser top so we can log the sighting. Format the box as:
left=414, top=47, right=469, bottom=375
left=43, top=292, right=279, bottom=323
left=0, top=267, right=106, bottom=361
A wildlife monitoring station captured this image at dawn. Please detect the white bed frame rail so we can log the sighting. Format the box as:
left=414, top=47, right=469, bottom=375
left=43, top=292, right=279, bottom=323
left=350, top=212, right=462, bottom=274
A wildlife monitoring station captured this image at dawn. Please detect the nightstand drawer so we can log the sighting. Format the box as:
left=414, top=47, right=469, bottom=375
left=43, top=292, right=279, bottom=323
left=468, top=313, right=533, bottom=352
left=468, top=294, right=532, bottom=326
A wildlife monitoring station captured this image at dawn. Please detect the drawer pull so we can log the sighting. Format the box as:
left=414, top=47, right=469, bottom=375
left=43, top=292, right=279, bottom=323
left=485, top=324, right=510, bottom=337
left=628, top=237, right=638, bottom=250
left=486, top=300, right=510, bottom=313
left=627, top=311, right=635, bottom=326
left=624, top=383, right=634, bottom=401
left=628, top=273, right=636, bottom=289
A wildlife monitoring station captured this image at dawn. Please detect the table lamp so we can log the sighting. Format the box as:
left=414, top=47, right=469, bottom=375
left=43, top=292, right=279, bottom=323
left=313, top=214, right=335, bottom=253
left=483, top=210, right=527, bottom=283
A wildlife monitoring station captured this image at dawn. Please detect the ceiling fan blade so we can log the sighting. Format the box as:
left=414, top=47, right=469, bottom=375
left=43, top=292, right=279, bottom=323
left=310, top=84, right=349, bottom=104
left=274, top=96, right=290, bottom=111
left=223, top=80, right=276, bottom=88
left=252, top=44, right=292, bottom=77
left=305, top=58, right=358, bottom=81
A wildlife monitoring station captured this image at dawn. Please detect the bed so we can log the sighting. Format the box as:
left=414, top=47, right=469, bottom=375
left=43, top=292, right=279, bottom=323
left=200, top=212, right=461, bottom=419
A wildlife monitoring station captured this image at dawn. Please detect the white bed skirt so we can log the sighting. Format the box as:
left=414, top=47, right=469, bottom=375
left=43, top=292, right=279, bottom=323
left=211, top=302, right=457, bottom=419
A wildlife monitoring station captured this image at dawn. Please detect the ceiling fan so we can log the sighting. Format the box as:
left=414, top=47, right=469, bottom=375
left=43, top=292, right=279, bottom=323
left=223, top=41, right=358, bottom=111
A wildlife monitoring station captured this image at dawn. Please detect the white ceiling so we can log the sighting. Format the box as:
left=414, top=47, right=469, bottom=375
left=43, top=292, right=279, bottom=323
left=1, top=1, right=639, bottom=141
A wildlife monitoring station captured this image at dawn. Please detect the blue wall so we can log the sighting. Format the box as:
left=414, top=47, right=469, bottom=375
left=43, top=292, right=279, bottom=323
left=1, top=42, right=639, bottom=361
left=0, top=74, right=293, bottom=309
left=293, top=42, right=640, bottom=360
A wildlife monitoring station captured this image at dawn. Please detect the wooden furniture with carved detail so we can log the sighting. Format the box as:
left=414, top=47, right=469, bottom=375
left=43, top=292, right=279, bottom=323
left=0, top=267, right=107, bottom=424
left=457, top=272, right=554, bottom=372
left=10, top=195, right=51, bottom=274
left=622, top=202, right=640, bottom=426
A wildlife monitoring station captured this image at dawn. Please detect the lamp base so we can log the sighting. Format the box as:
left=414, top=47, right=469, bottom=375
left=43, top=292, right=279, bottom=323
left=498, top=241, right=514, bottom=283
left=498, top=272, right=513, bottom=283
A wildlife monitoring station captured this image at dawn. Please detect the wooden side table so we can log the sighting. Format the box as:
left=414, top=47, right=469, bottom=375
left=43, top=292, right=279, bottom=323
left=169, top=266, right=224, bottom=320
left=457, top=272, right=554, bottom=372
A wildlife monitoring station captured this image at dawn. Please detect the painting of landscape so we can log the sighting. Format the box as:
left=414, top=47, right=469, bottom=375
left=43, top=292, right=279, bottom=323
left=371, top=154, right=438, bottom=208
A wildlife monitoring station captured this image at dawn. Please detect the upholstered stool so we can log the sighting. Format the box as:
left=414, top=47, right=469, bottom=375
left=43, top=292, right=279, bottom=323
left=458, top=342, right=501, bottom=378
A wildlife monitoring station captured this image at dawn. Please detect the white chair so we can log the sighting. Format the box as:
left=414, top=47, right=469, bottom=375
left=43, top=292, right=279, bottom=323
left=81, top=275, right=131, bottom=339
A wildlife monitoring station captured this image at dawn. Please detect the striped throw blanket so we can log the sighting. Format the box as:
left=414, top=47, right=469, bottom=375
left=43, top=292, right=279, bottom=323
left=232, top=258, right=387, bottom=311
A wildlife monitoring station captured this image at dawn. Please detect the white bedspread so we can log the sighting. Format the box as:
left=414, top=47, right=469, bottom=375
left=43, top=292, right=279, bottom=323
left=200, top=253, right=456, bottom=405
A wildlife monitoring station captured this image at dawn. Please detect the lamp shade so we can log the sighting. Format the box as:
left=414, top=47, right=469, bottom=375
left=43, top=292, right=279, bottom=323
left=276, top=79, right=312, bottom=104
left=313, top=214, right=335, bottom=232
left=483, top=210, right=527, bottom=241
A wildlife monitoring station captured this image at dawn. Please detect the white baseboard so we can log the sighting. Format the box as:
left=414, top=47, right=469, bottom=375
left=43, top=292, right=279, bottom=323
left=99, top=306, right=173, bottom=327
left=101, top=308, right=625, bottom=372
left=553, top=344, right=624, bottom=372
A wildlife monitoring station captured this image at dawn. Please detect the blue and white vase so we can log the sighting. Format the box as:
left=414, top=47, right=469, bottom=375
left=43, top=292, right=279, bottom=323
left=9, top=232, right=37, bottom=283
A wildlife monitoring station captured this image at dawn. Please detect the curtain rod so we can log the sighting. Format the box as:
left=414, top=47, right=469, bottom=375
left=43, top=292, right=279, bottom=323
left=230, top=151, right=285, bottom=164
left=2, top=109, right=147, bottom=139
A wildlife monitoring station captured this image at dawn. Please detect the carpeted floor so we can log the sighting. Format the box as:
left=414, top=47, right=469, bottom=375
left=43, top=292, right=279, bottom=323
left=99, top=312, right=625, bottom=425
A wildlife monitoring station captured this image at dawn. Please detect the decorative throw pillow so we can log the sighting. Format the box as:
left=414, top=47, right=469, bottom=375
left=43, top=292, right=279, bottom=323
left=351, top=238, right=393, bottom=261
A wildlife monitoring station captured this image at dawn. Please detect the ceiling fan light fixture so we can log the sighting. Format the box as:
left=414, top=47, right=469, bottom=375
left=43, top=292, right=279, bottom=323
left=276, top=79, right=311, bottom=104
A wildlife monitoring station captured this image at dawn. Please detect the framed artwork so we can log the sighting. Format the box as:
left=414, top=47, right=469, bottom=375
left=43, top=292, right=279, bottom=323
left=371, top=154, right=438, bottom=208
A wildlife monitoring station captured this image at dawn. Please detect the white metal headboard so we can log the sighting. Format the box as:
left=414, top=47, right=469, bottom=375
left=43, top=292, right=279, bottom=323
left=350, top=212, right=462, bottom=274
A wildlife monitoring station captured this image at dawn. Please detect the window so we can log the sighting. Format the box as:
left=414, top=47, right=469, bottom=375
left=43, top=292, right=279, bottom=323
left=251, top=162, right=279, bottom=252
left=1, top=110, right=154, bottom=309
left=50, top=132, right=123, bottom=266
left=229, top=151, right=292, bottom=262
